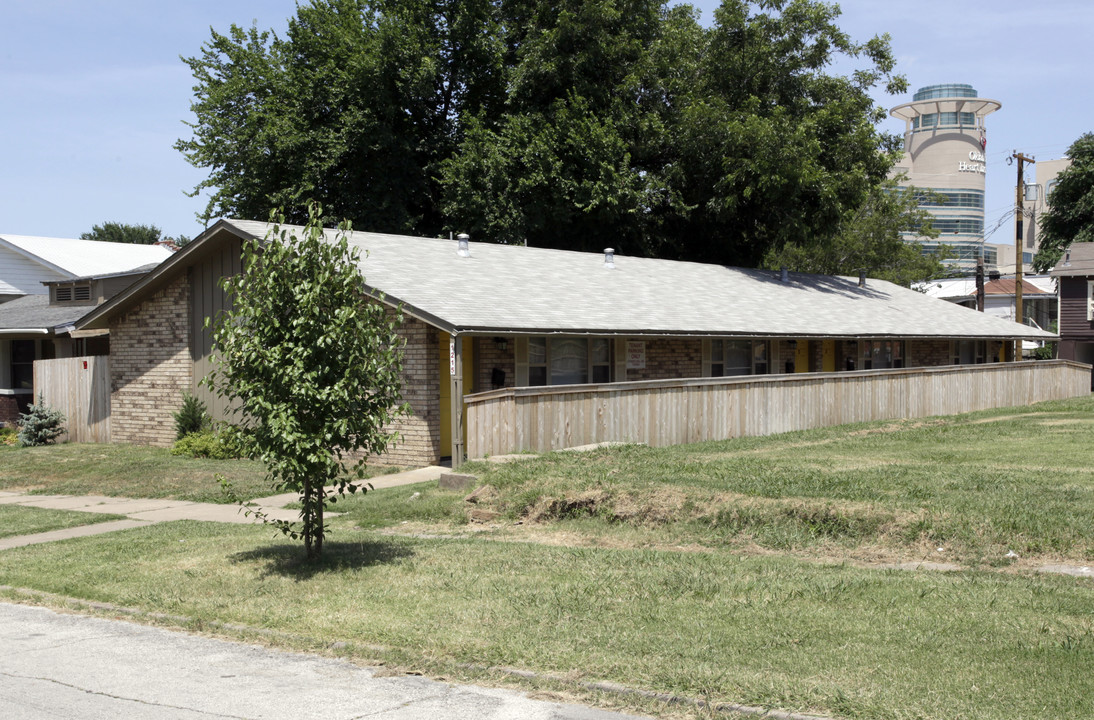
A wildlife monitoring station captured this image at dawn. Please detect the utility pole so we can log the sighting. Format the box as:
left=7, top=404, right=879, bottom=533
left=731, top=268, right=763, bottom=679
left=976, top=256, right=985, bottom=312
left=1012, top=151, right=1035, bottom=360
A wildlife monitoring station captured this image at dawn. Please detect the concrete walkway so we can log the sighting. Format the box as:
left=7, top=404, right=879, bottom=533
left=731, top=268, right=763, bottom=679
left=2, top=597, right=654, bottom=720
left=0, top=465, right=447, bottom=551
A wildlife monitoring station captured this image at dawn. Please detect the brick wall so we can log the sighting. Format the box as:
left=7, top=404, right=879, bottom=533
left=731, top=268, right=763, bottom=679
left=476, top=337, right=516, bottom=391
left=109, top=275, right=193, bottom=446
left=626, top=337, right=702, bottom=381
left=367, top=314, right=440, bottom=468
left=0, top=394, right=26, bottom=427
left=908, top=340, right=951, bottom=367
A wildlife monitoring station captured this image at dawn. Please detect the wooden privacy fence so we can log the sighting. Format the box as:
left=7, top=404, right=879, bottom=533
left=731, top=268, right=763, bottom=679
left=33, top=356, right=111, bottom=443
left=465, top=360, right=1091, bottom=458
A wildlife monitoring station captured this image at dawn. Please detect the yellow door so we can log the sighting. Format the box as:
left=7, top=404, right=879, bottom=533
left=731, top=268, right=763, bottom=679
left=822, top=340, right=836, bottom=372
left=795, top=340, right=810, bottom=373
left=439, top=334, right=475, bottom=456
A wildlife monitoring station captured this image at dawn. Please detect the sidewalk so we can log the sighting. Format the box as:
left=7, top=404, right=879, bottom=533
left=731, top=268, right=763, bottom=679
left=0, top=465, right=447, bottom=551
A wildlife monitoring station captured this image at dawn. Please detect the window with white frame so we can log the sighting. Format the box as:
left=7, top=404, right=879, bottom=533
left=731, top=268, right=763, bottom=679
left=591, top=337, right=611, bottom=383
left=952, top=339, right=986, bottom=365
left=706, top=339, right=768, bottom=376
left=752, top=340, right=769, bottom=375
left=528, top=337, right=548, bottom=386
left=521, top=337, right=614, bottom=386
left=550, top=337, right=588, bottom=385
left=707, top=339, right=757, bottom=376
left=862, top=340, right=904, bottom=370
left=11, top=340, right=35, bottom=390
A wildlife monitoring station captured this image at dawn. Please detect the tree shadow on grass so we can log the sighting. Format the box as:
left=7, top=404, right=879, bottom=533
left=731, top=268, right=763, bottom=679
left=229, top=539, right=414, bottom=580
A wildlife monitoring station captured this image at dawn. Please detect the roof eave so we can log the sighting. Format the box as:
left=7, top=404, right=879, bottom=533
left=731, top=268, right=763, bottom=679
left=75, top=219, right=252, bottom=331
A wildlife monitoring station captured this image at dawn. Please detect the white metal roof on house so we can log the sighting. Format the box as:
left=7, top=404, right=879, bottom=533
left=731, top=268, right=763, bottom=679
left=219, top=220, right=1051, bottom=340
left=0, top=235, right=172, bottom=286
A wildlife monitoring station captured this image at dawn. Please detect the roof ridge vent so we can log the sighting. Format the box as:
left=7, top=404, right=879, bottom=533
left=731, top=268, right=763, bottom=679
left=456, top=233, right=470, bottom=258
left=604, top=248, right=615, bottom=269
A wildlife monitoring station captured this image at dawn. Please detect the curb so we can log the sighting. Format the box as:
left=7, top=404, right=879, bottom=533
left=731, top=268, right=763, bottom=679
left=1, top=585, right=834, bottom=720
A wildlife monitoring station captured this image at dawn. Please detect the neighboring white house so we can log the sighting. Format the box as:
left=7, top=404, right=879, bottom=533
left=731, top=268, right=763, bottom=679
left=920, top=274, right=1056, bottom=354
left=0, top=235, right=172, bottom=425
left=0, top=234, right=171, bottom=303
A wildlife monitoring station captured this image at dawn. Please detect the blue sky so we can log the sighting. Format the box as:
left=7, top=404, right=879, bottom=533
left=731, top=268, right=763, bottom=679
left=2, top=0, right=1090, bottom=248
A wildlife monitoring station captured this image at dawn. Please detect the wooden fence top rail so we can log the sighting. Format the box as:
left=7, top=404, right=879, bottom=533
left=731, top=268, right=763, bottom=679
left=464, top=359, right=1091, bottom=404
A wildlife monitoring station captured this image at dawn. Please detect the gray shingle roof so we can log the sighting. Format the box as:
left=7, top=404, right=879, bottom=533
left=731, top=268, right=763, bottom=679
left=225, top=220, right=1050, bottom=340
left=0, top=295, right=90, bottom=334
left=1050, top=242, right=1094, bottom=277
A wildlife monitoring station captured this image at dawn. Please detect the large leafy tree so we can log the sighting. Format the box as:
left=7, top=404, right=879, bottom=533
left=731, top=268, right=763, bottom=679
left=1033, top=132, right=1094, bottom=272
left=180, top=0, right=907, bottom=269
left=81, top=221, right=163, bottom=245
left=177, top=0, right=504, bottom=232
left=206, top=204, right=407, bottom=560
left=766, top=180, right=947, bottom=287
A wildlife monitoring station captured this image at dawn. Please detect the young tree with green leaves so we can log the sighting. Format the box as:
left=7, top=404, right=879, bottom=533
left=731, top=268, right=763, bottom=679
left=1033, top=132, right=1094, bottom=272
left=205, top=203, right=408, bottom=560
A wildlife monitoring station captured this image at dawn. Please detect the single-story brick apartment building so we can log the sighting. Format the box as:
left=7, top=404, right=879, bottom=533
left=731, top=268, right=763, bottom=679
left=75, top=219, right=1054, bottom=466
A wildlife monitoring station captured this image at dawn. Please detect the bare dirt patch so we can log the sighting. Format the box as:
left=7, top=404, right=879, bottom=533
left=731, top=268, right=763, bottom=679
left=1038, top=418, right=1093, bottom=426
left=848, top=418, right=948, bottom=436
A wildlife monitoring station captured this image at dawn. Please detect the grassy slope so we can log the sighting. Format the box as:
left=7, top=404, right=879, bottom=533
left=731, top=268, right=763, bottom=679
left=402, top=395, right=1094, bottom=568
left=1, top=397, right=1093, bottom=719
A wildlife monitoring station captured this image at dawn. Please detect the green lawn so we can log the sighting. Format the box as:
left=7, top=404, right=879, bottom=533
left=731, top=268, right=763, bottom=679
left=0, top=442, right=271, bottom=502
left=0, top=520, right=1090, bottom=720
left=0, top=505, right=125, bottom=539
left=0, top=396, right=1092, bottom=719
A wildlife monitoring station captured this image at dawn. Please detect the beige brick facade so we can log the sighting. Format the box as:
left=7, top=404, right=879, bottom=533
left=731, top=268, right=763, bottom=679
left=367, top=314, right=441, bottom=468
left=100, top=259, right=1019, bottom=468
left=475, top=336, right=516, bottom=391
left=908, top=339, right=952, bottom=367
left=625, top=337, right=702, bottom=381
left=109, top=274, right=193, bottom=446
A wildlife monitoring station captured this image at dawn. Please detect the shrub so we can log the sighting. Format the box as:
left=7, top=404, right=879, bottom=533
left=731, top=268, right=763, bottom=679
left=171, top=429, right=241, bottom=460
left=18, top=393, right=66, bottom=446
left=0, top=426, right=17, bottom=446
left=173, top=392, right=211, bottom=440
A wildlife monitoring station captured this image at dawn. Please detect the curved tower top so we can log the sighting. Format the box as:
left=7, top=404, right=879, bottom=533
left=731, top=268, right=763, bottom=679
left=889, top=84, right=1002, bottom=272
left=890, top=83, right=1001, bottom=128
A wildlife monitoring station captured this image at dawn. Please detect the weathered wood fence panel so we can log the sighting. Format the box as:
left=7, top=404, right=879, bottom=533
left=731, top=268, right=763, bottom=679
left=33, top=356, right=111, bottom=443
left=465, top=361, right=1090, bottom=459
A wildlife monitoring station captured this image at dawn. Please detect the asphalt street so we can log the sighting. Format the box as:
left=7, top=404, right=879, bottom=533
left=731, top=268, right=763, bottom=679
left=0, top=602, right=653, bottom=720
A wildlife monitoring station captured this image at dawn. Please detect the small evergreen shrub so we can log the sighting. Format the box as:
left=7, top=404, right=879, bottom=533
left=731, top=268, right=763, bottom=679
left=171, top=429, right=241, bottom=460
left=18, top=393, right=66, bottom=446
left=0, top=426, right=17, bottom=446
left=173, top=392, right=211, bottom=440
